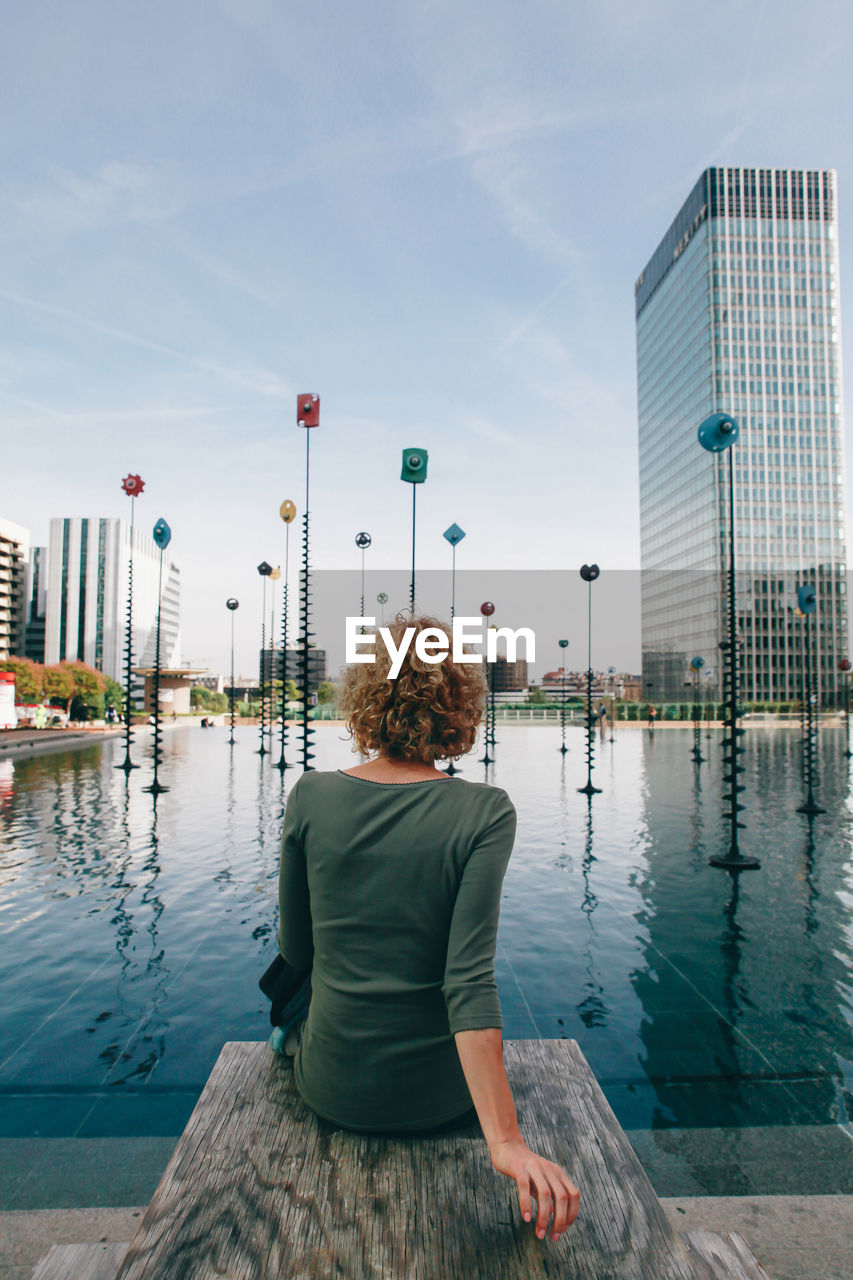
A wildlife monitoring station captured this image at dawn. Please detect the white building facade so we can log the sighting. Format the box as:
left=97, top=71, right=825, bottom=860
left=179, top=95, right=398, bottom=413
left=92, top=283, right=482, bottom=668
left=0, top=516, right=30, bottom=661
left=636, top=167, right=847, bottom=704
left=44, top=518, right=180, bottom=682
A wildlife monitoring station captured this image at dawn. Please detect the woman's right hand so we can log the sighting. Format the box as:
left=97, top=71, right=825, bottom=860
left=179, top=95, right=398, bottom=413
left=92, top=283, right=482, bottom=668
left=489, top=1138, right=580, bottom=1241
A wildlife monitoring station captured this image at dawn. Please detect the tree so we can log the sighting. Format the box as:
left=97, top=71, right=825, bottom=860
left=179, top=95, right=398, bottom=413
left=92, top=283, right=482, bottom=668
left=0, top=657, right=42, bottom=703
left=190, top=686, right=227, bottom=714
left=64, top=662, right=106, bottom=722
left=65, top=662, right=105, bottom=701
left=103, top=677, right=125, bottom=715
left=43, top=665, right=76, bottom=715
left=316, top=681, right=337, bottom=705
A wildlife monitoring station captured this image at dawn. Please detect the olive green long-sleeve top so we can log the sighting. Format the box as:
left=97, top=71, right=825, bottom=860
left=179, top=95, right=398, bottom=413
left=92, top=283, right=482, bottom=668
left=277, top=769, right=516, bottom=1132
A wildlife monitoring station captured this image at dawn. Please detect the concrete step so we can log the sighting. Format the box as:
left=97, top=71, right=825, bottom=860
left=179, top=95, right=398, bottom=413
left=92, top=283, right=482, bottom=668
left=31, top=1242, right=128, bottom=1279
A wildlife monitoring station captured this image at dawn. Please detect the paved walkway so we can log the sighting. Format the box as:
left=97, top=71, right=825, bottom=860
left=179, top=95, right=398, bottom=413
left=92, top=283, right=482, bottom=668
left=0, top=729, right=121, bottom=760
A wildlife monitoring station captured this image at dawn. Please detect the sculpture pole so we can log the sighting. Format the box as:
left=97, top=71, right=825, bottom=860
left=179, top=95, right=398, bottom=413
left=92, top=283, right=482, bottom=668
left=226, top=598, right=239, bottom=745
left=144, top=518, right=171, bottom=796
left=276, top=501, right=297, bottom=771
left=690, top=656, right=706, bottom=763
left=440, top=529, right=465, bottom=777
left=256, top=562, right=273, bottom=756
left=796, top=585, right=825, bottom=815
left=401, top=448, right=428, bottom=614
left=479, top=602, right=496, bottom=766
left=698, top=412, right=759, bottom=870
left=578, top=565, right=602, bottom=796
left=558, top=639, right=569, bottom=755
left=268, top=567, right=280, bottom=745
left=443, top=524, right=465, bottom=620
left=117, top=474, right=145, bottom=772
left=297, top=394, right=320, bottom=771
left=355, top=532, right=372, bottom=617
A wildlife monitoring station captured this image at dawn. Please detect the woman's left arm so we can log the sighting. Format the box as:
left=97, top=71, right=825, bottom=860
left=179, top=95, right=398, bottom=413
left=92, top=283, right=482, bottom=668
left=278, top=780, right=314, bottom=968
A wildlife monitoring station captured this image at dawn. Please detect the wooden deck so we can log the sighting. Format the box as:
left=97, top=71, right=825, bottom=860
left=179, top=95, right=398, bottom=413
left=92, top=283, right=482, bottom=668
left=29, top=1039, right=771, bottom=1277
left=80, top=1038, right=768, bottom=1279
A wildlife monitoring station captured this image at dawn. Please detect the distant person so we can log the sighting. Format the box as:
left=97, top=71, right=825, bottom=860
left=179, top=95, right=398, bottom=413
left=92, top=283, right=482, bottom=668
left=271, top=615, right=579, bottom=1243
left=648, top=705, right=657, bottom=729
left=598, top=703, right=607, bottom=730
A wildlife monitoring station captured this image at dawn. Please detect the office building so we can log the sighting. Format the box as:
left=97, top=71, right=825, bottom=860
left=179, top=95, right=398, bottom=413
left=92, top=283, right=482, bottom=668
left=0, top=517, right=29, bottom=661
left=636, top=167, right=847, bottom=703
left=44, top=518, right=181, bottom=682
left=24, top=546, right=48, bottom=663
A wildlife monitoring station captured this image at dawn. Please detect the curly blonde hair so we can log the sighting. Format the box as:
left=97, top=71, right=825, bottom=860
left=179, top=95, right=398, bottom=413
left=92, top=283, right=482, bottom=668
left=338, top=615, right=486, bottom=761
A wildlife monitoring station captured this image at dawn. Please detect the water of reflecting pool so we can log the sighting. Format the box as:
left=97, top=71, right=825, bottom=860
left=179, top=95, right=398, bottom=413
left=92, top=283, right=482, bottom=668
left=1, top=723, right=852, bottom=1168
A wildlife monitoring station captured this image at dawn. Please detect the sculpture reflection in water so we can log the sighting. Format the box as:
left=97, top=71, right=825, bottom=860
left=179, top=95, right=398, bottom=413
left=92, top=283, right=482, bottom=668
left=576, top=796, right=607, bottom=1031
left=97, top=784, right=168, bottom=1088
left=552, top=756, right=573, bottom=873
left=631, top=729, right=853, bottom=1135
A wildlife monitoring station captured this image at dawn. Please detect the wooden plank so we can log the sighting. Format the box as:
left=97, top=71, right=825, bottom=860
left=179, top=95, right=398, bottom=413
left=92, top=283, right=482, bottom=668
left=681, top=1231, right=771, bottom=1280
left=32, top=1242, right=129, bottom=1280
left=114, top=1039, right=724, bottom=1280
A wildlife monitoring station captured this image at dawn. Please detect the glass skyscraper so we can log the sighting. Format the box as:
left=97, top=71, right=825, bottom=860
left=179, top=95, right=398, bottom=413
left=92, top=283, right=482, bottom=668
left=636, top=167, right=847, bottom=705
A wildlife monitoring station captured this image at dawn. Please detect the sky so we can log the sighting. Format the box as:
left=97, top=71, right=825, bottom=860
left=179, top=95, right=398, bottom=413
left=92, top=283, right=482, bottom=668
left=3, top=0, right=853, bottom=677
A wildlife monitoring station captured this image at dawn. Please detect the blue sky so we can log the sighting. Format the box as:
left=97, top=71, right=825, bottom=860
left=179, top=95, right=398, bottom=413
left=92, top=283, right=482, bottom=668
left=3, top=1, right=853, bottom=674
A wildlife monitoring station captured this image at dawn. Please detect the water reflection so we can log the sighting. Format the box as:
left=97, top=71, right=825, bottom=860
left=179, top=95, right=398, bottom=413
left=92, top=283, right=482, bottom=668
left=0, top=761, right=13, bottom=820
left=1, top=725, right=852, bottom=1145
left=100, top=794, right=169, bottom=1086
left=632, top=728, right=853, bottom=1130
left=553, top=757, right=572, bottom=872
left=577, top=797, right=607, bottom=1031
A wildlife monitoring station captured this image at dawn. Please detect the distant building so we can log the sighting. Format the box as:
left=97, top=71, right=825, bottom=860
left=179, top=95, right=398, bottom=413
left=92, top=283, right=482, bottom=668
left=636, top=166, right=848, bottom=703
left=260, top=646, right=327, bottom=695
left=24, top=546, right=48, bottom=663
left=44, top=517, right=181, bottom=683
left=539, top=671, right=610, bottom=698
left=191, top=673, right=225, bottom=694
left=0, top=516, right=29, bottom=661
left=136, top=668, right=207, bottom=715
left=490, top=655, right=528, bottom=692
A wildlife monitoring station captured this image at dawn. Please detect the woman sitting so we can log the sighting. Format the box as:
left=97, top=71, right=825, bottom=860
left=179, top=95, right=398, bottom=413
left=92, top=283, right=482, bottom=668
left=276, top=616, right=579, bottom=1243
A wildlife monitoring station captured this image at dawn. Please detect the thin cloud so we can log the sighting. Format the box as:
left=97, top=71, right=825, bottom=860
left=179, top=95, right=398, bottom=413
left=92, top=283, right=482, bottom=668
left=0, top=401, right=226, bottom=430
left=490, top=278, right=573, bottom=358
left=0, top=288, right=292, bottom=398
